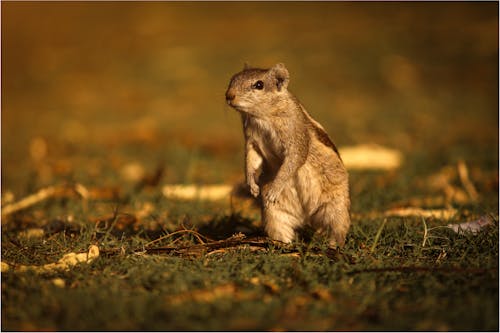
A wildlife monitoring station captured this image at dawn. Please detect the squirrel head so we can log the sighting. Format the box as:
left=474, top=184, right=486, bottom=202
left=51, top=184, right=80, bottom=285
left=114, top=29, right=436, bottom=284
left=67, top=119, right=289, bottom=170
left=225, top=63, right=291, bottom=116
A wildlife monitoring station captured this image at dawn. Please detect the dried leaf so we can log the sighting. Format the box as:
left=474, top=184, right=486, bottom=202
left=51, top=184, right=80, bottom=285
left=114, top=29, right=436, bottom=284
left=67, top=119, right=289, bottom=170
left=1, top=245, right=99, bottom=273
left=384, top=207, right=457, bottom=219
left=30, top=136, right=48, bottom=163
left=447, top=215, right=494, bottom=234
left=249, top=277, right=280, bottom=293
left=120, top=162, right=145, bottom=182
left=457, top=160, right=479, bottom=201
left=423, top=161, right=480, bottom=205
left=51, top=278, right=66, bottom=288
left=86, top=186, right=121, bottom=200
left=1, top=191, right=15, bottom=205
left=339, top=144, right=403, bottom=170
left=168, top=283, right=239, bottom=305
left=162, top=184, right=232, bottom=201
left=311, top=287, right=333, bottom=301
left=18, top=228, right=45, bottom=239
left=136, top=202, right=156, bottom=219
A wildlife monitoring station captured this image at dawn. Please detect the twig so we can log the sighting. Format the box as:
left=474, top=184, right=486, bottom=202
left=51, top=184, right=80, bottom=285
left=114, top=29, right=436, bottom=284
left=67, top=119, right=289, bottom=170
left=143, top=233, right=250, bottom=256
left=421, top=217, right=428, bottom=247
left=180, top=219, right=211, bottom=244
left=1, top=183, right=93, bottom=219
left=1, top=186, right=60, bottom=218
left=100, top=235, right=345, bottom=261
left=74, top=183, right=90, bottom=200
left=143, top=228, right=213, bottom=248
left=457, top=160, right=479, bottom=201
left=74, top=183, right=89, bottom=211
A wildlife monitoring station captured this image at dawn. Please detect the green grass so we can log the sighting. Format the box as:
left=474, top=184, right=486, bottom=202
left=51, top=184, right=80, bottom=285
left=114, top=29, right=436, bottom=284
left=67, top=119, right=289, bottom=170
left=2, top=168, right=498, bottom=331
left=2, top=209, right=498, bottom=331
left=2, top=2, right=498, bottom=331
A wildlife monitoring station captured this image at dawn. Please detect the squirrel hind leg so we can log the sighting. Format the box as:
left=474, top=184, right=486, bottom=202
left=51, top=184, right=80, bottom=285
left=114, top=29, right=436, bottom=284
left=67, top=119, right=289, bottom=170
left=263, top=205, right=303, bottom=244
left=311, top=202, right=351, bottom=248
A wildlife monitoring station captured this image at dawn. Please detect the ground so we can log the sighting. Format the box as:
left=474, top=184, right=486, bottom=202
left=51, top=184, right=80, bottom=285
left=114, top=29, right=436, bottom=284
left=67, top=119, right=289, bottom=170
left=1, top=2, right=498, bottom=331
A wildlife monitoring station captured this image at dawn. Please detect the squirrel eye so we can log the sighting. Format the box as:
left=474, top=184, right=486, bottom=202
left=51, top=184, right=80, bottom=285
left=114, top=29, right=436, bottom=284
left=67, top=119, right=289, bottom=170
left=252, top=80, right=264, bottom=90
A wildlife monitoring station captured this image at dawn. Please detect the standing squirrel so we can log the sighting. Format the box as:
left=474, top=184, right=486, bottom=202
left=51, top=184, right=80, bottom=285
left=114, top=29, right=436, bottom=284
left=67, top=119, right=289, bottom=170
left=225, top=63, right=350, bottom=247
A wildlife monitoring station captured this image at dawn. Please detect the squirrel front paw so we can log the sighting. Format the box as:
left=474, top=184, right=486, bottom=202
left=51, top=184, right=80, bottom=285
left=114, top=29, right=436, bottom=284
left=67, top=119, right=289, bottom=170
left=249, top=182, right=260, bottom=198
left=264, top=186, right=281, bottom=204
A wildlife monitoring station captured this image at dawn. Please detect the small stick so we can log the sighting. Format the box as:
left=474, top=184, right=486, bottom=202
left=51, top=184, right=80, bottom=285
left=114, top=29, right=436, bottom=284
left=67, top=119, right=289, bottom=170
left=1, top=186, right=59, bottom=218
left=1, top=183, right=99, bottom=219
left=144, top=229, right=212, bottom=247
left=457, top=160, right=479, bottom=201
left=421, top=217, right=428, bottom=247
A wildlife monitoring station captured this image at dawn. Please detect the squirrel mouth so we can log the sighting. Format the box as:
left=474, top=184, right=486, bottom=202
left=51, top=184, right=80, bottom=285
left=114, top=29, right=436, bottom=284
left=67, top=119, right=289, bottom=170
left=226, top=99, right=244, bottom=111
left=230, top=104, right=247, bottom=113
left=224, top=93, right=248, bottom=112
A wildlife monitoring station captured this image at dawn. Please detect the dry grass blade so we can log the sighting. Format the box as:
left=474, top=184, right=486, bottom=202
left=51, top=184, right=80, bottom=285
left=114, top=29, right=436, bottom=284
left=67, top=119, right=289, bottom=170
left=370, top=218, right=387, bottom=253
left=1, top=183, right=118, bottom=220
left=457, top=160, right=479, bottom=201
left=1, top=186, right=60, bottom=218
left=421, top=217, right=428, bottom=247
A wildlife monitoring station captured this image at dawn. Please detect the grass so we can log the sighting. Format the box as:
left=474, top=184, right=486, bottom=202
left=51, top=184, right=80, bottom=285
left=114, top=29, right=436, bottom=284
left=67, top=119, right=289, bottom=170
left=2, top=210, right=498, bottom=331
left=2, top=170, right=498, bottom=331
left=2, top=2, right=498, bottom=331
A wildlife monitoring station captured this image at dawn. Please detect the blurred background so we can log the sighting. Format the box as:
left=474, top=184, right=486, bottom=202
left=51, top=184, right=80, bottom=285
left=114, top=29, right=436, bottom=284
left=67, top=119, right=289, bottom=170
left=2, top=2, right=498, bottom=196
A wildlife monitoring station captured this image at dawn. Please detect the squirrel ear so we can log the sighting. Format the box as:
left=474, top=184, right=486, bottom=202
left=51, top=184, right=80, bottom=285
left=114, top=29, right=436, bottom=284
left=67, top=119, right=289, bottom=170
left=243, top=62, right=251, bottom=70
left=268, top=63, right=289, bottom=91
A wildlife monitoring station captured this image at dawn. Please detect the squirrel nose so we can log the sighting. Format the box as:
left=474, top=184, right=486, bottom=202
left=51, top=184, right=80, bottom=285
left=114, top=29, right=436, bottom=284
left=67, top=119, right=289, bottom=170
left=225, top=90, right=235, bottom=103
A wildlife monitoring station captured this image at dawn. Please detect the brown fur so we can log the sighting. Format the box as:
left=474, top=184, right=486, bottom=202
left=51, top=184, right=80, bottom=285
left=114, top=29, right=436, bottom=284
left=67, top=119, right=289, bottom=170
left=225, top=63, right=351, bottom=247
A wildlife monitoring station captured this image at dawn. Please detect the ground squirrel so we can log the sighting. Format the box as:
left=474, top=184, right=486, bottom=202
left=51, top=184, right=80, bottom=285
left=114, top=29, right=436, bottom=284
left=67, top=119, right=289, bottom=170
left=225, top=63, right=351, bottom=247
